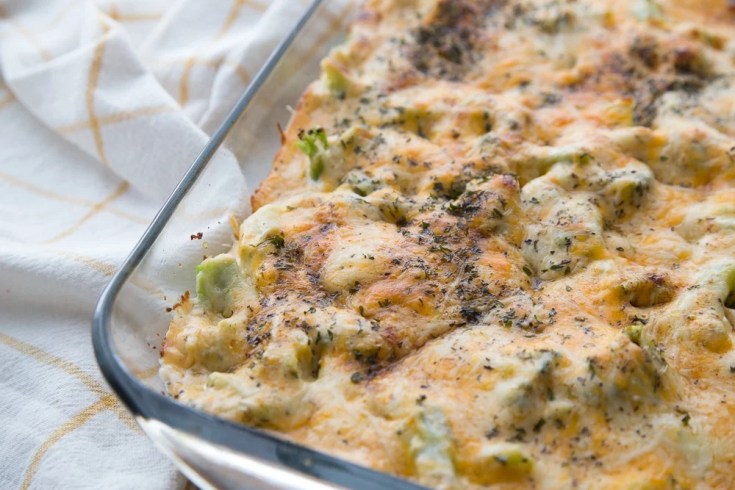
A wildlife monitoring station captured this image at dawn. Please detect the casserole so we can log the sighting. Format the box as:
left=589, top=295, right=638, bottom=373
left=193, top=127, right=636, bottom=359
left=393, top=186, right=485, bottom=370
left=97, top=0, right=735, bottom=488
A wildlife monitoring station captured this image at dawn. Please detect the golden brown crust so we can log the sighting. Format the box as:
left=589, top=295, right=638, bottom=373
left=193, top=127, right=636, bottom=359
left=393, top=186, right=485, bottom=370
left=163, top=1, right=735, bottom=488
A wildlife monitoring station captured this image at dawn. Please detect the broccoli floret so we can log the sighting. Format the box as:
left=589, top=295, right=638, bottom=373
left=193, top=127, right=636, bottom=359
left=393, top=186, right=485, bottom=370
left=196, top=254, right=242, bottom=317
left=297, top=128, right=328, bottom=180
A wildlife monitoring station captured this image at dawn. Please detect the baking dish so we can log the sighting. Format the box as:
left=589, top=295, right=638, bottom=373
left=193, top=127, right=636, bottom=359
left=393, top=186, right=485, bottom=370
left=91, top=1, right=424, bottom=488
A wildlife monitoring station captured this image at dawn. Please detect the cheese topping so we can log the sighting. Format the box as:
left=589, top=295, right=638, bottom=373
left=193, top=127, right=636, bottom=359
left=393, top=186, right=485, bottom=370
left=162, top=1, right=735, bottom=488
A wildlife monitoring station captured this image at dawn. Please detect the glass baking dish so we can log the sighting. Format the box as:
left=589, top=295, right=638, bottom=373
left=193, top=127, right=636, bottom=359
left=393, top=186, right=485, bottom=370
left=91, top=1, right=424, bottom=489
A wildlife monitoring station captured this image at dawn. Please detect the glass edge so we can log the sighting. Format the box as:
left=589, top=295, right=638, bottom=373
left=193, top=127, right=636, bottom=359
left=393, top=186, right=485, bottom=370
left=91, top=1, right=425, bottom=489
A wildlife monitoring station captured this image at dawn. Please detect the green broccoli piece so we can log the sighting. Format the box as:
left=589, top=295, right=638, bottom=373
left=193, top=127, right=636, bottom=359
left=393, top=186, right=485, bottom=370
left=623, top=323, right=644, bottom=346
left=196, top=254, right=242, bottom=317
left=297, top=128, right=329, bottom=180
left=323, top=62, right=350, bottom=97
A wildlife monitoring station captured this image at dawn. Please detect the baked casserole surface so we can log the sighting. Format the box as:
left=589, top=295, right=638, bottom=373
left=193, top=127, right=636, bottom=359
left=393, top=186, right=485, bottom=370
left=162, top=0, right=735, bottom=488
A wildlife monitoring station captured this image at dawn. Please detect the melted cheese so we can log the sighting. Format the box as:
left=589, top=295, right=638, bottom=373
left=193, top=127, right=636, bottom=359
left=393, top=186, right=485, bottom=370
left=162, top=1, right=735, bottom=488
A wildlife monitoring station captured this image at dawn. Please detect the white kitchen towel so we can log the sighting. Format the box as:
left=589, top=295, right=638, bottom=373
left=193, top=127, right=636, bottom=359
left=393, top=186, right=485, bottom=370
left=0, top=0, right=355, bottom=488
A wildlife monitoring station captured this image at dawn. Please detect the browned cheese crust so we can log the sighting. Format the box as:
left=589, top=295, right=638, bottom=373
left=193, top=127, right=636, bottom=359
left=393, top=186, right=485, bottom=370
left=162, top=1, right=735, bottom=488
